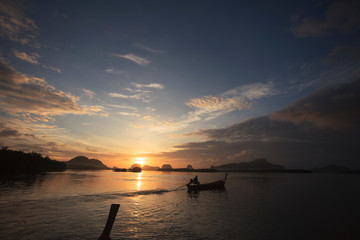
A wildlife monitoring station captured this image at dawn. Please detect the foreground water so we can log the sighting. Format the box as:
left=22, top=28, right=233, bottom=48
left=0, top=170, right=359, bottom=240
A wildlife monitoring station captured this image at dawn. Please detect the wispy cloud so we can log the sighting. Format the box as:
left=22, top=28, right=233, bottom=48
left=186, top=96, right=251, bottom=113
left=134, top=43, right=165, bottom=54
left=108, top=104, right=137, bottom=110
left=110, top=53, right=150, bottom=66
left=13, top=49, right=61, bottom=73
left=104, top=68, right=126, bottom=74
left=107, top=104, right=140, bottom=117
left=13, top=49, right=39, bottom=64
left=291, top=0, right=360, bottom=38
left=0, top=1, right=39, bottom=47
left=42, top=65, right=61, bottom=73
left=82, top=88, right=95, bottom=99
left=117, top=112, right=140, bottom=117
left=108, top=82, right=164, bottom=103
left=132, top=82, right=165, bottom=89
left=186, top=81, right=279, bottom=121
left=108, top=92, right=143, bottom=100
left=132, top=81, right=279, bottom=134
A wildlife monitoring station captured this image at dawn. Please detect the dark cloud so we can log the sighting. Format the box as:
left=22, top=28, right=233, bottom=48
left=323, top=45, right=360, bottom=64
left=292, top=0, right=360, bottom=37
left=157, top=80, right=360, bottom=169
left=0, top=1, right=39, bottom=47
left=272, top=80, right=360, bottom=130
left=0, top=129, right=20, bottom=137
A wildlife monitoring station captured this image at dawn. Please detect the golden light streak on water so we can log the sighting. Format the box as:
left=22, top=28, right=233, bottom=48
left=136, top=172, right=142, bottom=191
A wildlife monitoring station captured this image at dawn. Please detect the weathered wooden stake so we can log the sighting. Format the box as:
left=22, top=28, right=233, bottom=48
left=98, top=204, right=120, bottom=240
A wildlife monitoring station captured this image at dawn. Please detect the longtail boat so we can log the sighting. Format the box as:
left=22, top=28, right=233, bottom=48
left=187, top=173, right=227, bottom=192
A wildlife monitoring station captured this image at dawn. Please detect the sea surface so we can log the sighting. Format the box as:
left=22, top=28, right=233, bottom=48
left=1, top=170, right=360, bottom=240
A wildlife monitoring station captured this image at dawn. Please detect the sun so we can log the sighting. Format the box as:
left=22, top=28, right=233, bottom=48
left=135, top=157, right=146, bottom=166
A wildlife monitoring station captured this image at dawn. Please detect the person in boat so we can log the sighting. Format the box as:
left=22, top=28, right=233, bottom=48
left=193, top=176, right=200, bottom=185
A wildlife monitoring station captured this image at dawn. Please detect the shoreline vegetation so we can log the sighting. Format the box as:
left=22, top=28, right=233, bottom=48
left=0, top=147, right=67, bottom=174
left=1, top=147, right=359, bottom=175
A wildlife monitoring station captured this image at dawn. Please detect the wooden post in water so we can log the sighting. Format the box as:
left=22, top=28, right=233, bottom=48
left=98, top=204, right=120, bottom=240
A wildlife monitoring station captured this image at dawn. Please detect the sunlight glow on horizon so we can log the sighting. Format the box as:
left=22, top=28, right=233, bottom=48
left=135, top=157, right=146, bottom=166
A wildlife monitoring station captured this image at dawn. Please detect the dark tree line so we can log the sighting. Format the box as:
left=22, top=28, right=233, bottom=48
left=0, top=147, right=67, bottom=174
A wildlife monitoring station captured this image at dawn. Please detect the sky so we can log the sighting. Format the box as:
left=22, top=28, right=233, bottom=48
left=0, top=0, right=359, bottom=169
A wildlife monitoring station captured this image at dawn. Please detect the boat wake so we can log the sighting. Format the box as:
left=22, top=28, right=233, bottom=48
left=123, top=189, right=170, bottom=196
left=84, top=188, right=182, bottom=199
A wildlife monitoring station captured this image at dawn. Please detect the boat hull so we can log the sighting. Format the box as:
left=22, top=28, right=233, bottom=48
left=186, top=180, right=225, bottom=191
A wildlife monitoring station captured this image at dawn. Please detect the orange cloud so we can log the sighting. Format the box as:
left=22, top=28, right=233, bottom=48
left=186, top=95, right=251, bottom=112
left=13, top=49, right=40, bottom=64
left=0, top=60, right=103, bottom=120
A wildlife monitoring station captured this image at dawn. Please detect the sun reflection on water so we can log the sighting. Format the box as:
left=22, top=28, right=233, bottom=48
left=136, top=172, right=142, bottom=191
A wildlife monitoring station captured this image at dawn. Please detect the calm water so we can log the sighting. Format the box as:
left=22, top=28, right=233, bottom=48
left=1, top=170, right=359, bottom=240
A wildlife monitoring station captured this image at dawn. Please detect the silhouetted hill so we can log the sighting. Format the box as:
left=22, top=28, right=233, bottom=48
left=313, top=165, right=350, bottom=173
left=216, top=159, right=285, bottom=170
left=0, top=147, right=67, bottom=173
left=67, top=156, right=110, bottom=170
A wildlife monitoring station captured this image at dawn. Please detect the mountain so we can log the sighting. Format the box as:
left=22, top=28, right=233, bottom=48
left=216, top=159, right=284, bottom=170
left=67, top=156, right=110, bottom=170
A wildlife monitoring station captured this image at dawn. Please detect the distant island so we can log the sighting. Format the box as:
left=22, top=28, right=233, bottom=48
left=66, top=156, right=110, bottom=170
left=0, top=147, right=67, bottom=174
left=216, top=158, right=284, bottom=171
left=142, top=165, right=160, bottom=171
left=2, top=146, right=359, bottom=175
left=156, top=159, right=312, bottom=173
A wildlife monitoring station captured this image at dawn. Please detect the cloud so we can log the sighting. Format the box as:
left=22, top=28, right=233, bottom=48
left=104, top=68, right=125, bottom=74
left=108, top=104, right=137, bottom=110
left=13, top=49, right=61, bottom=73
left=186, top=81, right=278, bottom=120
left=108, top=92, right=142, bottom=100
left=0, top=120, right=29, bottom=138
left=155, top=80, right=360, bottom=168
left=223, top=81, right=279, bottom=99
left=117, top=112, right=140, bottom=117
left=322, top=45, right=360, bottom=65
left=82, top=88, right=95, bottom=98
left=132, top=82, right=165, bottom=89
left=132, top=81, right=279, bottom=134
left=0, top=129, right=20, bottom=137
left=13, top=49, right=40, bottom=64
left=292, top=0, right=360, bottom=37
left=186, top=95, right=252, bottom=113
left=0, top=60, right=102, bottom=120
left=272, top=79, right=360, bottom=130
left=134, top=43, right=165, bottom=54
left=0, top=1, right=39, bottom=47
left=42, top=65, right=61, bottom=73
left=108, top=83, right=164, bottom=103
left=110, top=53, right=150, bottom=66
